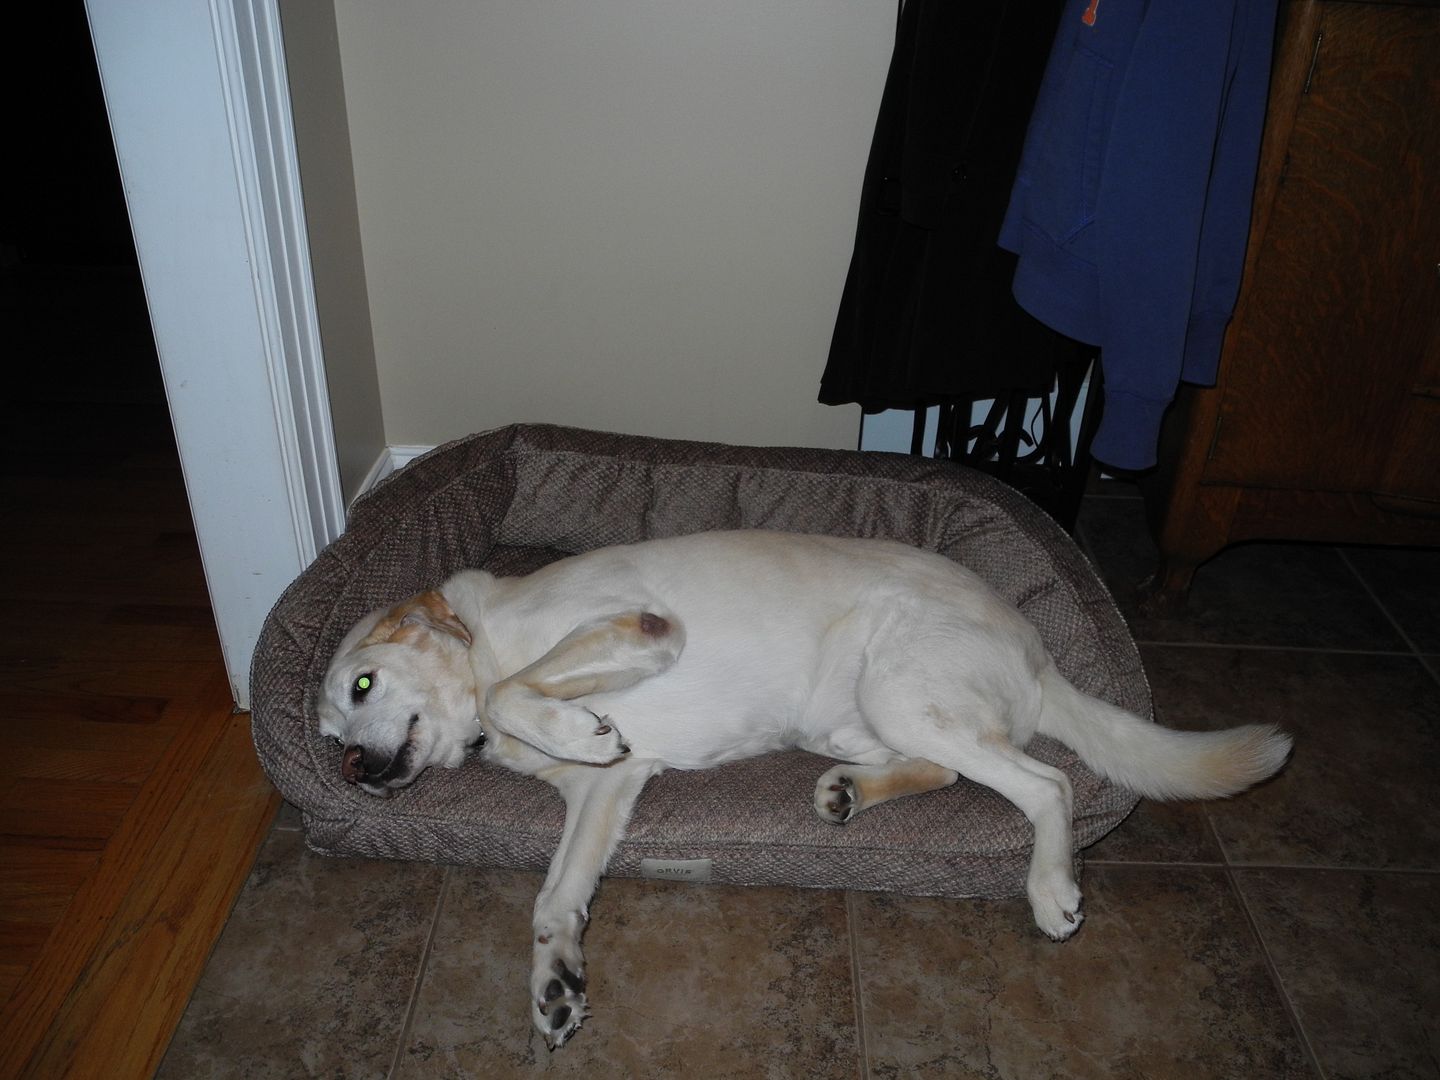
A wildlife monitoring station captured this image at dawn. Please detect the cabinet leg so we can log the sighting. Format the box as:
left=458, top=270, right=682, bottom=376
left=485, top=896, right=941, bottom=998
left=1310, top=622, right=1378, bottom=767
left=1136, top=558, right=1201, bottom=616
left=1139, top=477, right=1240, bottom=617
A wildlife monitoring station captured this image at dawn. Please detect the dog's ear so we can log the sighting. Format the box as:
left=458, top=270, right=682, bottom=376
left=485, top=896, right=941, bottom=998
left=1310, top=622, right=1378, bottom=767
left=360, top=590, right=473, bottom=648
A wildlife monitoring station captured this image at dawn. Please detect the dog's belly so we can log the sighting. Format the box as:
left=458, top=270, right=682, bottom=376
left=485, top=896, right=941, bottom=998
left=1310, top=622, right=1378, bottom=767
left=497, top=530, right=1020, bottom=770
left=580, top=642, right=841, bottom=769
left=554, top=531, right=1004, bottom=769
left=578, top=602, right=873, bottom=770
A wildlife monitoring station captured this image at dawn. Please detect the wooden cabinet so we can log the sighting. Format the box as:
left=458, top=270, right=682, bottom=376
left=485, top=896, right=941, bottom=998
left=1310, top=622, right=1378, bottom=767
left=1143, top=0, right=1440, bottom=608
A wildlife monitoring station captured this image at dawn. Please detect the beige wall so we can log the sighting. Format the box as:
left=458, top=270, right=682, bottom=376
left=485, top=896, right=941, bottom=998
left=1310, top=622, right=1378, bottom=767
left=278, top=0, right=386, bottom=501
left=330, top=0, right=890, bottom=450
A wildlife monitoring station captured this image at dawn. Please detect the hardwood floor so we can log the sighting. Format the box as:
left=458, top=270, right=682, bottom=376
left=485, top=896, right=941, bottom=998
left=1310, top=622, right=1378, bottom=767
left=0, top=271, right=280, bottom=1078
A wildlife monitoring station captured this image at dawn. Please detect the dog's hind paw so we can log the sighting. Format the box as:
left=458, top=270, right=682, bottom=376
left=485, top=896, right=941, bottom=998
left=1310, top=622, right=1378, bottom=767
left=814, top=768, right=856, bottom=824
left=1028, top=875, right=1084, bottom=942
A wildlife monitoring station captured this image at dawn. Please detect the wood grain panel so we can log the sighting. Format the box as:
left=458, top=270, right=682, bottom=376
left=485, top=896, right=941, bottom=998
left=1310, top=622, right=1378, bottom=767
left=1373, top=318, right=1440, bottom=515
left=1206, top=3, right=1440, bottom=490
left=0, top=661, right=225, bottom=705
left=1, top=260, right=281, bottom=1074
left=0, top=780, right=138, bottom=845
left=20, top=703, right=278, bottom=1079
left=1, top=691, right=169, bottom=726
left=0, top=672, right=278, bottom=1078
left=0, top=849, right=100, bottom=929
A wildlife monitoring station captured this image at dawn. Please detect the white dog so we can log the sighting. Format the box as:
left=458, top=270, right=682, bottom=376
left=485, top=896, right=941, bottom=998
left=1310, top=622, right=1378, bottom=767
left=318, top=529, right=1290, bottom=1048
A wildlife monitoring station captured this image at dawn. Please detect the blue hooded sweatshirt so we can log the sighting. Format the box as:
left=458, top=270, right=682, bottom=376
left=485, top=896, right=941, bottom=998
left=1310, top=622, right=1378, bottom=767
left=999, top=0, right=1278, bottom=469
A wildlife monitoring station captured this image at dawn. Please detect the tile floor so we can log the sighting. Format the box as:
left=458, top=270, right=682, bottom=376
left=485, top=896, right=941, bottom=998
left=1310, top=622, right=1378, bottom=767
left=158, top=484, right=1440, bottom=1079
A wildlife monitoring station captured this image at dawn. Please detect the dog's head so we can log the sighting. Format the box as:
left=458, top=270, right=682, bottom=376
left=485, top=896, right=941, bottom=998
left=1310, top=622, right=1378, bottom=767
left=318, top=590, right=484, bottom=796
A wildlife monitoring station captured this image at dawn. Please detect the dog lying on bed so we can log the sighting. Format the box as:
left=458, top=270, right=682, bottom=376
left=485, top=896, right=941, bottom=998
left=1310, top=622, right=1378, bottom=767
left=318, top=529, right=1290, bottom=1048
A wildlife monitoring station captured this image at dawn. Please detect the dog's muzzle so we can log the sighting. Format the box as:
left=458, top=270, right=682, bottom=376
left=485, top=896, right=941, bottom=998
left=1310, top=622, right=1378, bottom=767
left=341, top=718, right=418, bottom=788
left=340, top=745, right=372, bottom=784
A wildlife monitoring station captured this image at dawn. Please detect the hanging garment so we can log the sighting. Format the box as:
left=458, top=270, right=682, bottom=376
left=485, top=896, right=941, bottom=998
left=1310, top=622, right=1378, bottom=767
left=819, top=0, right=1069, bottom=413
left=999, top=0, right=1279, bottom=470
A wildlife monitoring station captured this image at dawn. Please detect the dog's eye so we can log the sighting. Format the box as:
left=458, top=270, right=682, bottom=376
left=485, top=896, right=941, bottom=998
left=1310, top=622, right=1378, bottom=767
left=352, top=673, right=375, bottom=703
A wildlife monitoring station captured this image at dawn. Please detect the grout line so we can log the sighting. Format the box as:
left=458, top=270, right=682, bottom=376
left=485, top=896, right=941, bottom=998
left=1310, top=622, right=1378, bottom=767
left=1223, top=861, right=1440, bottom=876
left=1085, top=858, right=1226, bottom=869
left=1223, top=864, right=1329, bottom=1080
left=844, top=890, right=872, bottom=1080
left=1185, top=810, right=1440, bottom=878
left=387, top=865, right=451, bottom=1080
left=270, top=801, right=303, bottom=832
left=1205, top=807, right=1236, bottom=884
left=1334, top=548, right=1426, bottom=659
left=1082, top=490, right=1145, bottom=499
left=1088, top=857, right=1440, bottom=875
left=1420, top=654, right=1440, bottom=691
left=1133, top=639, right=1415, bottom=657
left=1208, top=811, right=1329, bottom=1078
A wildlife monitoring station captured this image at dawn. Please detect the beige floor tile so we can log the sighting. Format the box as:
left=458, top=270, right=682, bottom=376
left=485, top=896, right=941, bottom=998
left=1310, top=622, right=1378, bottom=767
left=1084, top=797, right=1224, bottom=865
left=397, top=868, right=859, bottom=1079
left=854, top=866, right=1311, bottom=1079
left=1077, top=499, right=1405, bottom=650
left=155, top=828, right=446, bottom=1079
left=1141, top=647, right=1440, bottom=870
left=1236, top=868, right=1440, bottom=1080
left=1342, top=547, right=1440, bottom=653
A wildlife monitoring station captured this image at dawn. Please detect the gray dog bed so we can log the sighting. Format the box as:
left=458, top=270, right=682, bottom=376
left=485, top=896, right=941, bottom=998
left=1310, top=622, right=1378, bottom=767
left=250, top=424, right=1147, bottom=898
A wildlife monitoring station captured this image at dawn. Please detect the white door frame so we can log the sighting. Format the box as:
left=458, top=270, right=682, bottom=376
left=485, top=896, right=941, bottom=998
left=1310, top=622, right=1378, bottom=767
left=86, top=0, right=343, bottom=708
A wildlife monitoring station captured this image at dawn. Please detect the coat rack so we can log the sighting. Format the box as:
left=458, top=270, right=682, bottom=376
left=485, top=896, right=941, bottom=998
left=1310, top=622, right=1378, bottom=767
left=918, top=344, right=1102, bottom=532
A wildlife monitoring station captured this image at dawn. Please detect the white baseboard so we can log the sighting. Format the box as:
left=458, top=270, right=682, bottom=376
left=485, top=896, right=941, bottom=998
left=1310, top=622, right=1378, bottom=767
left=354, top=444, right=436, bottom=504
left=388, top=444, right=434, bottom=470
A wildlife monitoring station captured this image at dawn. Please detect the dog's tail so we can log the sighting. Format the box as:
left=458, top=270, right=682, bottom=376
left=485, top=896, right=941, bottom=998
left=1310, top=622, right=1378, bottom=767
left=1035, top=665, right=1291, bottom=800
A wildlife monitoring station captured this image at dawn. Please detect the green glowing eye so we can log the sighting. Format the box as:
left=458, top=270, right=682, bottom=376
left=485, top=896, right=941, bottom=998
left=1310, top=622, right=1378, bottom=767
left=355, top=675, right=372, bottom=692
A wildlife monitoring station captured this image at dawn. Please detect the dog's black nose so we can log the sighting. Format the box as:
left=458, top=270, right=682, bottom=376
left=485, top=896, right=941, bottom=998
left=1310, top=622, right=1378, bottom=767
left=341, top=745, right=366, bottom=783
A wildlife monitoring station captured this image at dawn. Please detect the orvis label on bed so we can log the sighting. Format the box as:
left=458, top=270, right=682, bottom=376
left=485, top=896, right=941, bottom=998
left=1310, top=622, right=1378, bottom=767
left=640, top=858, right=713, bottom=883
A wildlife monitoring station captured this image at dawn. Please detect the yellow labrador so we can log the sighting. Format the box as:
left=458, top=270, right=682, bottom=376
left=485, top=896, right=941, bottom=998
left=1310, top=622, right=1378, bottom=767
left=318, top=529, right=1290, bottom=1048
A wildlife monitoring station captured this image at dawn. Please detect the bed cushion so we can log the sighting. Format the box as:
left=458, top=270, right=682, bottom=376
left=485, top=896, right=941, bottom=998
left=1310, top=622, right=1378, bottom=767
left=250, top=423, right=1147, bottom=898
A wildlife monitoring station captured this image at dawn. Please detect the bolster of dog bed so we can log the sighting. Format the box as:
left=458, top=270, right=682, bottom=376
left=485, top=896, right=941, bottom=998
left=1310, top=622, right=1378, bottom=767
left=249, top=423, right=1148, bottom=899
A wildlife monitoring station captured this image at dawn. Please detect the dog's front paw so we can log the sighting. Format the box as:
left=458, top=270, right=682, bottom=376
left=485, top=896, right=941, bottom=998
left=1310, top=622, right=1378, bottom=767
left=584, top=712, right=631, bottom=761
left=814, top=767, right=857, bottom=824
left=545, top=705, right=631, bottom=764
left=531, top=955, right=588, bottom=1049
left=1028, top=872, right=1084, bottom=942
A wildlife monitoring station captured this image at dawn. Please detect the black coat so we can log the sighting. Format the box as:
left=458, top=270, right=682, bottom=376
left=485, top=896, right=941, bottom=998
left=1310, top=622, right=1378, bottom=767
left=820, top=0, right=1069, bottom=411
